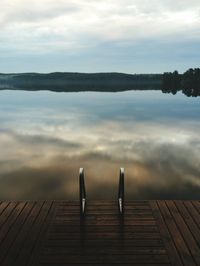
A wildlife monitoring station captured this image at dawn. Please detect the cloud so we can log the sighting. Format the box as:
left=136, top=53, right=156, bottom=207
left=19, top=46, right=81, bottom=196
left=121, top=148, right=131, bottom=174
left=0, top=140, right=200, bottom=200
left=0, top=0, right=200, bottom=55
left=0, top=0, right=79, bottom=25
left=0, top=121, right=200, bottom=200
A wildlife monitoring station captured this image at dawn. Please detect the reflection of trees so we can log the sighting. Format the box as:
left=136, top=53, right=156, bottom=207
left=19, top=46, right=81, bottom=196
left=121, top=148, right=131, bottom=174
left=0, top=73, right=162, bottom=92
left=162, top=68, right=200, bottom=97
left=162, top=71, right=181, bottom=95
left=1, top=70, right=200, bottom=97
left=182, top=68, right=200, bottom=97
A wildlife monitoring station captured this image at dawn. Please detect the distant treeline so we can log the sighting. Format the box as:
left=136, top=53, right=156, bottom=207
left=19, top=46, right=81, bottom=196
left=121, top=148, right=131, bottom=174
left=0, top=73, right=162, bottom=92
left=162, top=68, right=200, bottom=97
left=0, top=70, right=199, bottom=97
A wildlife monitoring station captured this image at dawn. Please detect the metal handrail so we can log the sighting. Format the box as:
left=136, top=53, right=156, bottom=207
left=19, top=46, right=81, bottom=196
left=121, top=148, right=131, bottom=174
left=118, top=168, right=125, bottom=214
left=79, top=168, right=86, bottom=216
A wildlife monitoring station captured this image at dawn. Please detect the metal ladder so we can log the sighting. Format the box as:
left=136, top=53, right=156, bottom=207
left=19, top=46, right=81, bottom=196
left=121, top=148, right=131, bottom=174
left=79, top=168, right=125, bottom=216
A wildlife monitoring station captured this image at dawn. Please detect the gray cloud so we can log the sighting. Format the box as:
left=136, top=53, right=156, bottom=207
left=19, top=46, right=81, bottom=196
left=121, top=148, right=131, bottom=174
left=12, top=131, right=82, bottom=149
left=0, top=0, right=200, bottom=54
left=0, top=1, right=79, bottom=26
left=0, top=0, right=200, bottom=72
left=0, top=128, right=199, bottom=200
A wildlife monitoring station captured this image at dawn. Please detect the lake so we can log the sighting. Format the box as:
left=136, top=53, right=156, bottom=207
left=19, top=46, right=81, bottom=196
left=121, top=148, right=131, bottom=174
left=0, top=90, right=199, bottom=200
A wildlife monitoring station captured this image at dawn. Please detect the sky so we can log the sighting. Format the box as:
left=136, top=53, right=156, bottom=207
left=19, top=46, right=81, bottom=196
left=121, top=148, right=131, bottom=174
left=0, top=0, right=200, bottom=73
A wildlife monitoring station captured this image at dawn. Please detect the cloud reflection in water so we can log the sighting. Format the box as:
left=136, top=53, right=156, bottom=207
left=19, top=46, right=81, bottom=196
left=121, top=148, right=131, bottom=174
left=0, top=90, right=199, bottom=199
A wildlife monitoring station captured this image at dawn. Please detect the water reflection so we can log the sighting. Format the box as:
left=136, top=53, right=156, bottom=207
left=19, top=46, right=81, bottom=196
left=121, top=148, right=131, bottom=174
left=0, top=90, right=199, bottom=199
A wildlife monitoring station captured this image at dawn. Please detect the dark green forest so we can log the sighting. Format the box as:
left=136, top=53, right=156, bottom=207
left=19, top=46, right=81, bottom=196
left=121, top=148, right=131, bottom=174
left=0, top=69, right=199, bottom=96
left=162, top=68, right=200, bottom=97
left=0, top=73, right=162, bottom=92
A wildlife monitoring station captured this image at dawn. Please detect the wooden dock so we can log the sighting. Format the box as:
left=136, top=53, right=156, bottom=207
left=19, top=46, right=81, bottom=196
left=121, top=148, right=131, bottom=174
left=0, top=200, right=200, bottom=265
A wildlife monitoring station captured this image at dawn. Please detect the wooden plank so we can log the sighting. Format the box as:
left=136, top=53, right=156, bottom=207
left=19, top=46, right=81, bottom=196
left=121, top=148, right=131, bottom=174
left=43, top=246, right=167, bottom=255
left=149, top=201, right=183, bottom=266
left=55, top=213, right=154, bottom=218
left=85, top=206, right=151, bottom=210
left=57, top=210, right=153, bottom=215
left=0, top=202, right=34, bottom=265
left=0, top=202, right=26, bottom=244
left=175, top=201, right=200, bottom=246
left=40, top=264, right=170, bottom=266
left=15, top=201, right=51, bottom=266
left=50, top=225, right=159, bottom=233
left=1, top=202, right=42, bottom=266
left=45, top=238, right=164, bottom=248
left=185, top=201, right=200, bottom=224
left=193, top=201, right=200, bottom=212
left=40, top=261, right=171, bottom=266
left=28, top=201, right=57, bottom=266
left=157, top=200, right=195, bottom=266
left=49, top=232, right=161, bottom=240
left=40, top=254, right=170, bottom=264
left=54, top=220, right=156, bottom=226
left=0, top=202, right=17, bottom=228
left=57, top=200, right=150, bottom=205
left=0, top=202, right=10, bottom=217
left=166, top=201, right=200, bottom=265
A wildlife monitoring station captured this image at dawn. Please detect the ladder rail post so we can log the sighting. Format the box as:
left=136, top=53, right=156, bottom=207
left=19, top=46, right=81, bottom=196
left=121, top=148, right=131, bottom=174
left=79, top=168, right=86, bottom=216
left=118, top=167, right=125, bottom=215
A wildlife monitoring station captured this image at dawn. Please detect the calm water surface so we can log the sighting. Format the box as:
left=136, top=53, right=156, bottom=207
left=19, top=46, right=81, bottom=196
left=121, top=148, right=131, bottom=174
left=0, top=90, right=199, bottom=200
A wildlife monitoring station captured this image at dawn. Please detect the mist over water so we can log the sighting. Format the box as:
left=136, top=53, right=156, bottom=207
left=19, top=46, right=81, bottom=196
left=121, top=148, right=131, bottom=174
left=0, top=90, right=199, bottom=200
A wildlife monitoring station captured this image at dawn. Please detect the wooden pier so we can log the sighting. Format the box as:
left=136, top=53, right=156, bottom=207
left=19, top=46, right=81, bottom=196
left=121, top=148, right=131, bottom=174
left=0, top=200, right=200, bottom=265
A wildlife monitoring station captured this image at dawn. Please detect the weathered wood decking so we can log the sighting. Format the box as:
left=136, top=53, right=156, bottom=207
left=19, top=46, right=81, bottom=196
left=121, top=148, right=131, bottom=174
left=0, top=200, right=200, bottom=265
